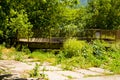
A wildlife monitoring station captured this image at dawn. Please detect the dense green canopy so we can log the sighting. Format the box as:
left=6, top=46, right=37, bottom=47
left=0, top=0, right=120, bottom=45
left=86, top=0, right=120, bottom=29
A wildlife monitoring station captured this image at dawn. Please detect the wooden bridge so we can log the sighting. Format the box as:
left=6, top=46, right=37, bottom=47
left=18, top=29, right=120, bottom=49
left=18, top=37, right=64, bottom=49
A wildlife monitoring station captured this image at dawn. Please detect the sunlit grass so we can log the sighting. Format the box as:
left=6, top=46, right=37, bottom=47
left=28, top=50, right=56, bottom=64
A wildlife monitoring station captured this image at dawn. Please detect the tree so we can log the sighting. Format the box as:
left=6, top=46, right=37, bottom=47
left=8, top=10, right=33, bottom=39
left=22, top=0, right=80, bottom=37
left=0, top=0, right=81, bottom=45
left=86, top=0, right=120, bottom=29
left=0, top=0, right=33, bottom=45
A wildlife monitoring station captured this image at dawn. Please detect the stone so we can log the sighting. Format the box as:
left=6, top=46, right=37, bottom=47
left=76, top=69, right=102, bottom=76
left=39, top=66, right=62, bottom=71
left=88, top=67, right=113, bottom=74
left=55, top=71, right=84, bottom=79
left=44, top=71, right=68, bottom=80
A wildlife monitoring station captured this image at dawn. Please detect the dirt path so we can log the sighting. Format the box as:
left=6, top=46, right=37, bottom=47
left=0, top=60, right=120, bottom=80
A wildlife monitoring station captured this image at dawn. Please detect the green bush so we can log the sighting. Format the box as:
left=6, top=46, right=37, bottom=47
left=63, top=38, right=86, bottom=58
left=57, top=39, right=94, bottom=69
left=107, top=59, right=120, bottom=74
left=92, top=40, right=106, bottom=58
left=58, top=39, right=117, bottom=70
left=104, top=50, right=120, bottom=73
left=21, top=45, right=31, bottom=54
left=81, top=42, right=93, bottom=58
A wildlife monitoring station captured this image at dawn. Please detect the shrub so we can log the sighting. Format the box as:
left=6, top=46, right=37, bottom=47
left=103, top=50, right=120, bottom=73
left=81, top=42, right=93, bottom=58
left=21, top=45, right=31, bottom=54
left=59, top=39, right=114, bottom=69
left=92, top=40, right=107, bottom=59
left=106, top=59, right=120, bottom=74
left=63, top=38, right=86, bottom=58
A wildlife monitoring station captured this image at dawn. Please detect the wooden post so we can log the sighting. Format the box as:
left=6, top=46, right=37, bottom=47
left=27, top=28, right=29, bottom=47
left=100, top=30, right=102, bottom=40
left=115, top=30, right=118, bottom=42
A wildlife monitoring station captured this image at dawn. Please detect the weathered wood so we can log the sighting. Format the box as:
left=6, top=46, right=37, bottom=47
left=17, top=29, right=120, bottom=49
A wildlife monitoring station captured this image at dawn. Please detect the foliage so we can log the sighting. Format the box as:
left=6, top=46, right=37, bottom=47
left=0, top=0, right=120, bottom=75
left=14, top=52, right=26, bottom=61
left=0, top=45, right=5, bottom=59
left=92, top=40, right=106, bottom=58
left=29, top=50, right=56, bottom=63
left=0, top=45, right=27, bottom=61
left=86, top=0, right=120, bottom=29
left=8, top=10, right=33, bottom=39
left=61, top=24, right=78, bottom=38
left=60, top=56, right=92, bottom=70
left=56, top=39, right=120, bottom=73
left=107, top=59, right=120, bottom=74
left=21, top=45, right=31, bottom=54
left=0, top=0, right=120, bottom=45
left=0, top=52, right=2, bottom=60
left=0, top=0, right=81, bottom=42
left=29, top=63, right=48, bottom=79
left=62, top=38, right=86, bottom=58
left=104, top=47, right=120, bottom=73
left=29, top=63, right=40, bottom=78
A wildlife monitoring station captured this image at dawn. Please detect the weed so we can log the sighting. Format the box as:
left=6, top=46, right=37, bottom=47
left=29, top=63, right=40, bottom=77
left=14, top=52, right=26, bottom=61
left=67, top=75, right=74, bottom=79
left=29, top=63, right=48, bottom=79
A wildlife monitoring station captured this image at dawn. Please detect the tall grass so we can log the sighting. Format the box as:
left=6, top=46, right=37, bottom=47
left=29, top=50, right=56, bottom=64
left=56, top=38, right=120, bottom=74
left=0, top=45, right=27, bottom=61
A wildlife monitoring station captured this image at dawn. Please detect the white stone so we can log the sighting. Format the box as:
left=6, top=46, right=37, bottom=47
left=80, top=75, right=120, bottom=80
left=39, top=66, right=62, bottom=71
left=55, top=71, right=84, bottom=79
left=88, top=67, right=113, bottom=74
left=44, top=71, right=68, bottom=80
left=76, top=69, right=102, bottom=75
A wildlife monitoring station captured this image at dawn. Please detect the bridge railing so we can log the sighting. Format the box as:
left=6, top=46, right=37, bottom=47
left=18, top=29, right=120, bottom=42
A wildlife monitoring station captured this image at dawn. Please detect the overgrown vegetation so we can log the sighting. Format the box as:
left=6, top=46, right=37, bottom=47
left=29, top=63, right=40, bottom=78
left=0, top=45, right=28, bottom=61
left=29, top=63, right=48, bottom=80
left=56, top=38, right=120, bottom=73
left=0, top=39, right=120, bottom=75
left=1, top=0, right=120, bottom=45
left=0, top=0, right=120, bottom=77
left=29, top=50, right=56, bottom=64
